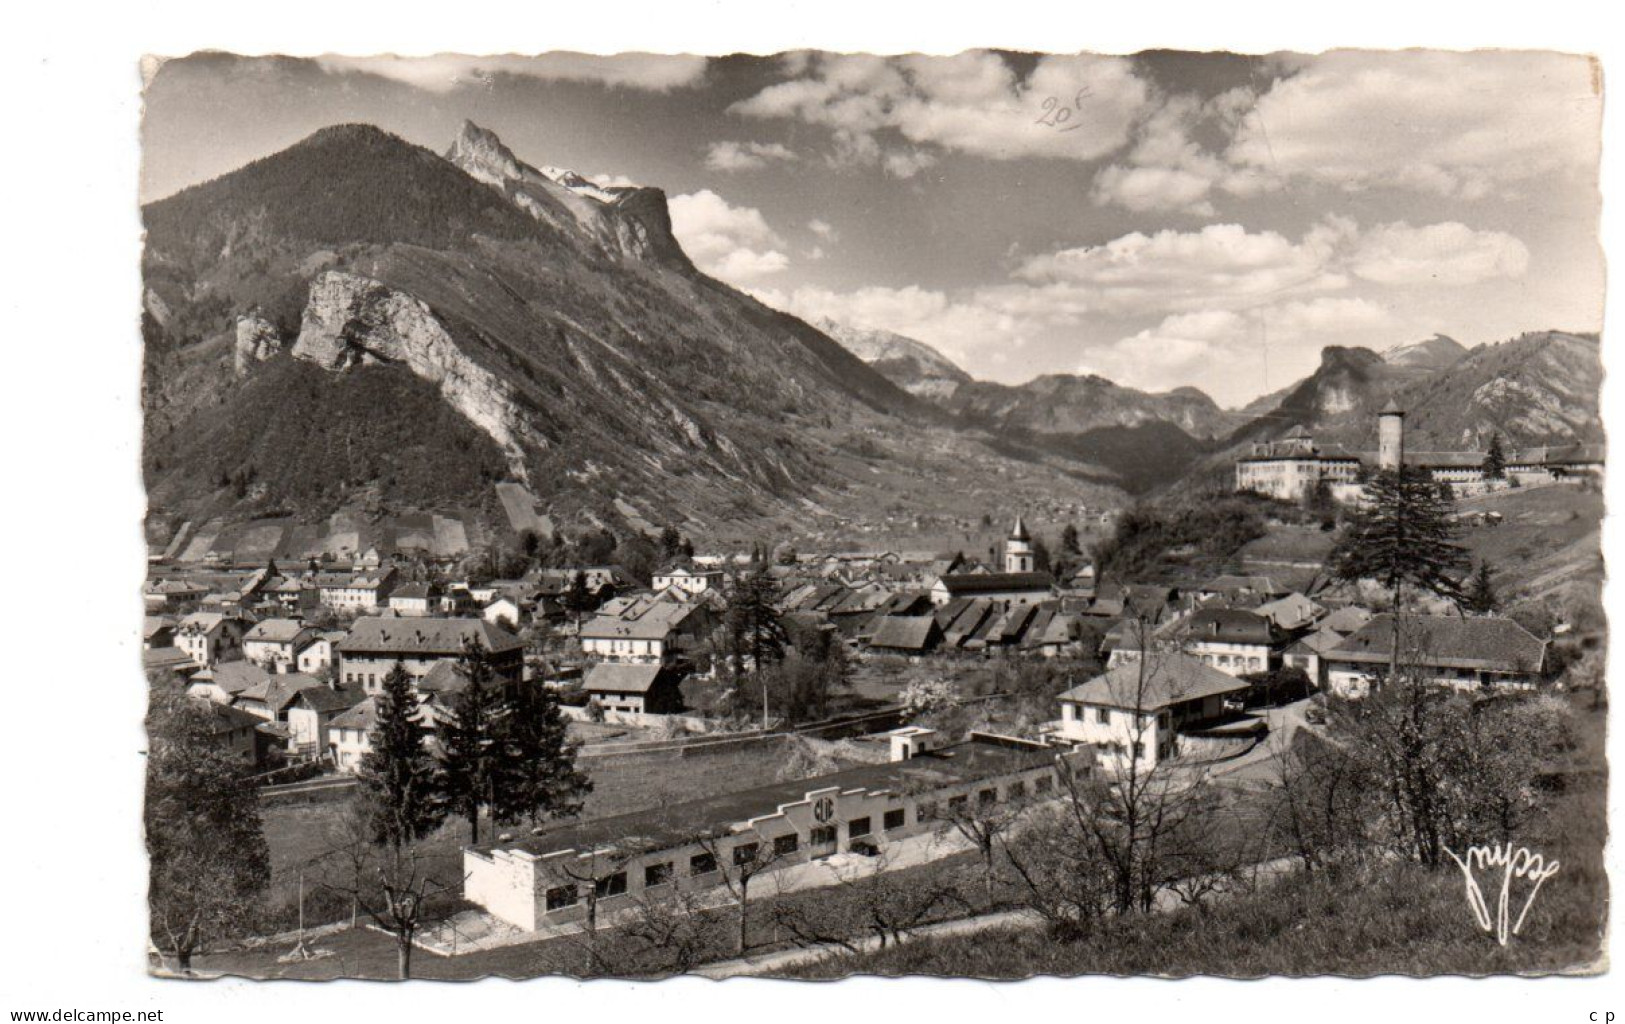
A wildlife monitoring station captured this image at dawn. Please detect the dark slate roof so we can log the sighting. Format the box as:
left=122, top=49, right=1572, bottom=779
left=584, top=662, right=680, bottom=695
left=936, top=572, right=1053, bottom=597
left=337, top=617, right=523, bottom=656
left=868, top=615, right=942, bottom=652
left=200, top=700, right=263, bottom=734
left=244, top=619, right=313, bottom=644
left=1327, top=614, right=1546, bottom=673
left=290, top=684, right=367, bottom=714
left=238, top=673, right=329, bottom=712
left=208, top=660, right=273, bottom=695
left=329, top=697, right=378, bottom=732
left=1184, top=608, right=1281, bottom=646
left=1059, top=653, right=1248, bottom=711
left=143, top=647, right=197, bottom=673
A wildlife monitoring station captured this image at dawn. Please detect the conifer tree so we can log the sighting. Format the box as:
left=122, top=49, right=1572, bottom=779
left=1463, top=561, right=1499, bottom=615
left=436, top=640, right=507, bottom=844
left=359, top=662, right=444, bottom=848
left=495, top=679, right=593, bottom=828
left=1330, top=466, right=1470, bottom=605
left=1483, top=433, right=1508, bottom=480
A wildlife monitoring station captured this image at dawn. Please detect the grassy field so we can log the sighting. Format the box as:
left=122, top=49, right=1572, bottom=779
left=1455, top=484, right=1604, bottom=607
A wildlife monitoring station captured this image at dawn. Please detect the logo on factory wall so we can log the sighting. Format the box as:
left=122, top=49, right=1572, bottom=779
left=813, top=797, right=835, bottom=823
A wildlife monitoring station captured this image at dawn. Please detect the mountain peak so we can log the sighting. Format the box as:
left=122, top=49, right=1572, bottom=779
left=447, top=120, right=526, bottom=185
left=442, top=121, right=687, bottom=267
left=1383, top=333, right=1469, bottom=370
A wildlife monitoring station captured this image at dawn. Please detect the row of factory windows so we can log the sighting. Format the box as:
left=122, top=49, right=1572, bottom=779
left=541, top=775, right=1055, bottom=913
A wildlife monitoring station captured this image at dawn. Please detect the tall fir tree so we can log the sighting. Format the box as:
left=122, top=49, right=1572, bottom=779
left=1483, top=433, right=1508, bottom=480
left=146, top=682, right=271, bottom=973
left=1464, top=561, right=1500, bottom=615
left=494, top=679, right=593, bottom=828
left=1330, top=466, right=1470, bottom=605
left=725, top=564, right=786, bottom=677
left=359, top=662, right=445, bottom=848
left=436, top=640, right=508, bottom=844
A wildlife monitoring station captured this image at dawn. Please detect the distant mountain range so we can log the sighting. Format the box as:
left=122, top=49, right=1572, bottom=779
left=825, top=317, right=1601, bottom=493
left=140, top=121, right=1132, bottom=543
left=810, top=318, right=972, bottom=400
left=139, top=118, right=1601, bottom=545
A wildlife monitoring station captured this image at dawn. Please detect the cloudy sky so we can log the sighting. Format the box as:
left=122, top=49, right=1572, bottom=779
left=143, top=50, right=1603, bottom=408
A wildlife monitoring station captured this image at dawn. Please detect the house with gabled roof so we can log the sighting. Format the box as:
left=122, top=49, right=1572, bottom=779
left=175, top=611, right=247, bottom=668
left=1324, top=614, right=1547, bottom=698
left=336, top=616, right=523, bottom=692
left=1053, top=653, right=1249, bottom=768
left=867, top=615, right=944, bottom=658
left=242, top=618, right=320, bottom=673
left=583, top=662, right=688, bottom=715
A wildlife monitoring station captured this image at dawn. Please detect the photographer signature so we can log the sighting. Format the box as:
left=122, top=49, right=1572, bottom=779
left=1034, top=86, right=1094, bottom=132
left=1444, top=842, right=1561, bottom=945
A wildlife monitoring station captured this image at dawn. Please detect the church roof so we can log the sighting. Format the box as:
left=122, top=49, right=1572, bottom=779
left=1010, top=517, right=1031, bottom=542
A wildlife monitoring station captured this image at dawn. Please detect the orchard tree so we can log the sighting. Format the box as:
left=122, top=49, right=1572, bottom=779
left=146, top=683, right=271, bottom=974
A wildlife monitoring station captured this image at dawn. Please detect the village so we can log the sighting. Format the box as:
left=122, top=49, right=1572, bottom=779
left=138, top=402, right=1606, bottom=977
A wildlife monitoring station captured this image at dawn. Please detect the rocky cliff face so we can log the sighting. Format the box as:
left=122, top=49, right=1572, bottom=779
left=1205, top=331, right=1602, bottom=481
left=142, top=121, right=1126, bottom=531
left=233, top=314, right=283, bottom=376
left=292, top=271, right=536, bottom=474
left=444, top=120, right=690, bottom=268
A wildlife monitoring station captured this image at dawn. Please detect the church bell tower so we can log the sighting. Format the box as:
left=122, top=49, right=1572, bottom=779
left=1004, top=517, right=1034, bottom=574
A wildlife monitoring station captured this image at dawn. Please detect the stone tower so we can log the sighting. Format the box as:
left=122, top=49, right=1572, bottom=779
left=1004, top=516, right=1035, bottom=574
left=1378, top=399, right=1406, bottom=471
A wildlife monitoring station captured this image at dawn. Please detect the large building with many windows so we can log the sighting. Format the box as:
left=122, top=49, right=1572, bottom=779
left=463, top=730, right=1074, bottom=932
left=1236, top=404, right=1604, bottom=501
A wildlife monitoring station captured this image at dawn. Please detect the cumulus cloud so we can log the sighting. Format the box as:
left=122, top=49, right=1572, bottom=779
left=1091, top=52, right=1599, bottom=215
left=753, top=215, right=1520, bottom=404
left=1082, top=296, right=1399, bottom=406
left=1011, top=217, right=1524, bottom=317
left=730, top=51, right=1153, bottom=172
left=807, top=219, right=838, bottom=241
left=316, top=53, right=709, bottom=94
left=669, top=190, right=791, bottom=283
left=1226, top=51, right=1600, bottom=198
left=754, top=284, right=1030, bottom=369
left=1349, top=222, right=1531, bottom=285
left=704, top=140, right=798, bottom=172
left=1090, top=90, right=1279, bottom=215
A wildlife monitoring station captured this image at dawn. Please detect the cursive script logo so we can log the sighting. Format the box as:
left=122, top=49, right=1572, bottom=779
left=1443, top=842, right=1560, bottom=945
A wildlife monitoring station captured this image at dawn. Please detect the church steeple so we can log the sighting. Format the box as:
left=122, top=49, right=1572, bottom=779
left=1004, top=517, right=1034, bottom=573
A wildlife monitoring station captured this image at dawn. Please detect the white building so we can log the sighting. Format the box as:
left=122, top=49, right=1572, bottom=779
left=242, top=619, right=319, bottom=673
left=463, top=731, right=1074, bottom=932
left=1053, top=654, right=1248, bottom=769
left=175, top=612, right=246, bottom=668
left=652, top=567, right=725, bottom=597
